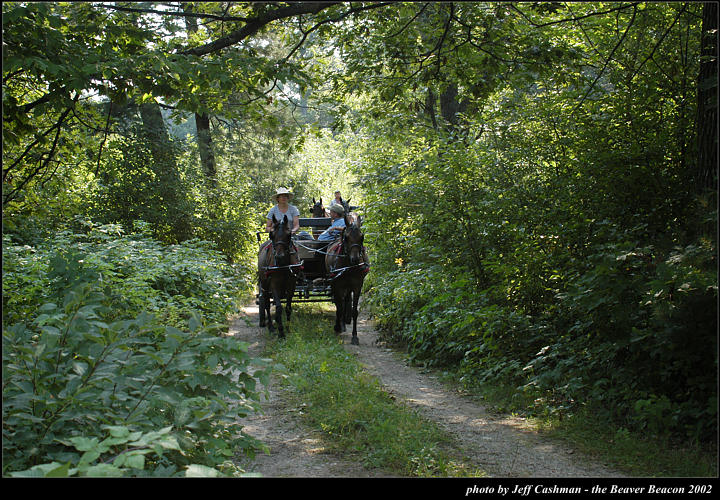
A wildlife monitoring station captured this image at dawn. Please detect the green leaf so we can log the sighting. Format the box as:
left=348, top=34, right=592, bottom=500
left=45, top=461, right=72, bottom=477
left=82, top=463, right=124, bottom=477
left=185, top=464, right=222, bottom=477
left=9, top=462, right=65, bottom=477
left=105, top=425, right=131, bottom=439
left=124, top=453, right=146, bottom=469
left=68, top=436, right=100, bottom=452
left=79, top=449, right=101, bottom=467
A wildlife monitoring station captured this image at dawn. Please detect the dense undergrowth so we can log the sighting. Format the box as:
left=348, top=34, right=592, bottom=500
left=2, top=220, right=269, bottom=477
left=354, top=37, right=718, bottom=444
left=356, top=109, right=717, bottom=448
left=364, top=200, right=717, bottom=445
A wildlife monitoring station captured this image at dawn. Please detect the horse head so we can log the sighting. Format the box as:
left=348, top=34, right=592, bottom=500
left=271, top=214, right=292, bottom=266
left=311, top=197, right=326, bottom=218
left=343, top=215, right=364, bottom=266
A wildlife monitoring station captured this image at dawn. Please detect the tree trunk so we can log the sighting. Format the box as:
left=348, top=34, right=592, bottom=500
left=139, top=102, right=173, bottom=162
left=439, top=82, right=466, bottom=128
left=194, top=112, right=217, bottom=186
left=425, top=87, right=438, bottom=130
left=139, top=101, right=192, bottom=242
left=696, top=2, right=717, bottom=193
left=184, top=4, right=218, bottom=187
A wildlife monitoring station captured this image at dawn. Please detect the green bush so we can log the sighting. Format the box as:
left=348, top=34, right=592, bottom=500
left=365, top=214, right=717, bottom=442
left=523, top=234, right=717, bottom=440
left=2, top=222, right=268, bottom=476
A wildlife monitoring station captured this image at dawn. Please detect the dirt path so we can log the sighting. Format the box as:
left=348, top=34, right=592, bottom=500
left=230, top=305, right=625, bottom=478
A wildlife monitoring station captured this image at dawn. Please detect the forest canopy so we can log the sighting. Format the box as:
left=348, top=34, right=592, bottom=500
left=3, top=1, right=717, bottom=477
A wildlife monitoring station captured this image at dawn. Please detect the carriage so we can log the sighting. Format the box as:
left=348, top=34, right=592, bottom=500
left=256, top=216, right=349, bottom=304
left=291, top=217, right=337, bottom=302
left=257, top=202, right=368, bottom=344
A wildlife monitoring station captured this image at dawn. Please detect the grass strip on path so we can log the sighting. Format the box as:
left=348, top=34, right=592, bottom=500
left=265, top=303, right=485, bottom=477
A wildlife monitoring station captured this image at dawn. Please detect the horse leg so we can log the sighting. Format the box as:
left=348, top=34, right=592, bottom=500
left=273, top=287, right=285, bottom=338
left=341, top=289, right=347, bottom=332
left=332, top=285, right=344, bottom=333
left=266, top=298, right=275, bottom=332
left=258, top=286, right=266, bottom=327
left=259, top=281, right=272, bottom=329
left=343, top=293, right=352, bottom=324
left=285, top=282, right=294, bottom=322
left=265, top=286, right=275, bottom=333
left=350, top=286, right=361, bottom=345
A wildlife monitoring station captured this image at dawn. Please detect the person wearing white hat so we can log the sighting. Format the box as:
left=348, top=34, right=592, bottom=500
left=265, top=187, right=300, bottom=235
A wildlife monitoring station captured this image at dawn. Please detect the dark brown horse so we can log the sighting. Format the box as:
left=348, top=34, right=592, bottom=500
left=324, top=216, right=369, bottom=345
left=310, top=198, right=329, bottom=238
left=258, top=214, right=298, bottom=338
left=311, top=197, right=329, bottom=218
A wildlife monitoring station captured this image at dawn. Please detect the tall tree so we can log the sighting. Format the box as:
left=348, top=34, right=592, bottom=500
left=138, top=101, right=192, bottom=241
left=696, top=1, right=718, bottom=193
left=183, top=3, right=217, bottom=187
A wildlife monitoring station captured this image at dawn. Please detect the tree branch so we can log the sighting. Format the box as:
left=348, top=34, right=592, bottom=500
left=103, top=4, right=249, bottom=23
left=432, top=3, right=454, bottom=79
left=510, top=2, right=640, bottom=29
left=4, top=101, right=74, bottom=181
left=3, top=98, right=77, bottom=206
left=96, top=101, right=113, bottom=176
left=570, top=4, right=638, bottom=117
left=282, top=2, right=394, bottom=64
left=387, top=2, right=429, bottom=38
left=629, top=3, right=687, bottom=81
left=180, top=2, right=341, bottom=57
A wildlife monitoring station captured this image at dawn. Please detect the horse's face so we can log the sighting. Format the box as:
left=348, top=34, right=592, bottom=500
left=343, top=217, right=364, bottom=266
left=311, top=197, right=325, bottom=217
left=271, top=214, right=292, bottom=265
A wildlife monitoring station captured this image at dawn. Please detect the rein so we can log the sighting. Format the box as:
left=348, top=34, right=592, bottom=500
left=261, top=241, right=303, bottom=277
left=327, top=240, right=369, bottom=280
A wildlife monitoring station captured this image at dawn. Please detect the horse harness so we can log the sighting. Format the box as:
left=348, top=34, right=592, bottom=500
left=326, top=239, right=370, bottom=280
left=261, top=241, right=303, bottom=278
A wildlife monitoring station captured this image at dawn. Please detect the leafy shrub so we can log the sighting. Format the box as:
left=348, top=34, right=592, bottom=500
left=366, top=264, right=534, bottom=381
left=524, top=235, right=717, bottom=440
left=365, top=211, right=717, bottom=442
left=2, top=222, right=268, bottom=476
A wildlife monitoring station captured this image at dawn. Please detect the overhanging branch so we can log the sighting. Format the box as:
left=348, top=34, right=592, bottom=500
left=180, top=2, right=341, bottom=57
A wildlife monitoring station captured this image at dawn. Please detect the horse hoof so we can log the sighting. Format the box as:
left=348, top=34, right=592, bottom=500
left=351, top=336, right=359, bottom=346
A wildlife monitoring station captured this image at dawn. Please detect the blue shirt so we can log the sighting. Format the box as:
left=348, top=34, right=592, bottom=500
left=317, top=217, right=345, bottom=241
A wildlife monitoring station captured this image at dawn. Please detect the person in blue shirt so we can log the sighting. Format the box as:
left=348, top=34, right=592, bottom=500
left=317, top=204, right=346, bottom=241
